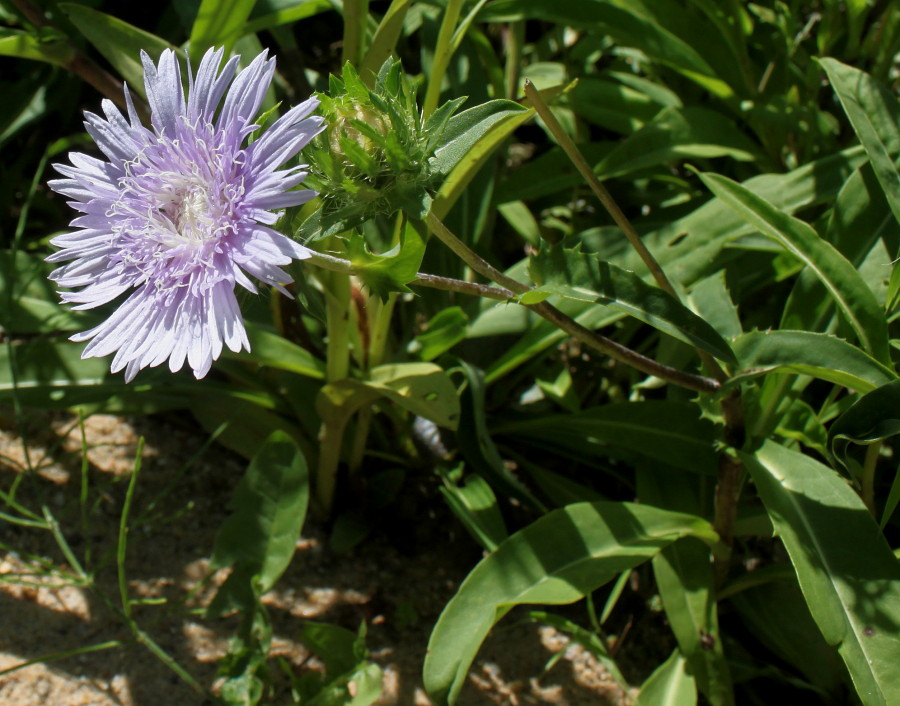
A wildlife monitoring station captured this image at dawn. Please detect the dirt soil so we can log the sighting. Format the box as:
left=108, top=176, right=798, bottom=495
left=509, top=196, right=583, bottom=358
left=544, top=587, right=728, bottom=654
left=0, top=410, right=635, bottom=706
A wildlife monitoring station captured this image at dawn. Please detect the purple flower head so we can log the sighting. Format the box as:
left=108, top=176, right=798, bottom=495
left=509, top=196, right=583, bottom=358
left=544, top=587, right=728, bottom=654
left=47, top=47, right=324, bottom=381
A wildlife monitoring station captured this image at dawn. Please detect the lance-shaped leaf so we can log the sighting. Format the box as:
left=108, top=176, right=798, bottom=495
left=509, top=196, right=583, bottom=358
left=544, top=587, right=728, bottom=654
left=828, top=380, right=900, bottom=474
left=637, top=650, right=698, bottom=706
left=0, top=29, right=74, bottom=66
left=189, top=0, right=255, bottom=61
left=223, top=322, right=325, bottom=379
left=596, top=106, right=762, bottom=179
left=431, top=100, right=534, bottom=218
left=478, top=0, right=733, bottom=98
left=209, top=431, right=309, bottom=613
left=638, top=466, right=732, bottom=705
left=317, top=362, right=460, bottom=434
left=485, top=147, right=866, bottom=382
left=819, top=58, right=900, bottom=228
left=59, top=4, right=179, bottom=94
left=423, top=501, right=719, bottom=705
left=495, top=401, right=720, bottom=475
left=741, top=441, right=900, bottom=706
left=698, top=171, right=891, bottom=364
left=524, top=246, right=736, bottom=364
left=729, top=331, right=896, bottom=394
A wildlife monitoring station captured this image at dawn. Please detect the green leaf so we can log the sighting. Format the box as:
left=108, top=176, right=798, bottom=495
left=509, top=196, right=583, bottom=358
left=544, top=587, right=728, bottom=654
left=819, top=58, right=900, bottom=228
left=688, top=272, right=742, bottom=341
left=698, top=171, right=891, bottom=364
left=306, top=662, right=382, bottom=706
left=423, top=501, right=719, bottom=705
left=828, top=380, right=900, bottom=471
left=360, top=0, right=414, bottom=79
left=783, top=164, right=898, bottom=332
left=316, top=362, right=460, bottom=435
left=478, top=0, right=733, bottom=98
left=242, top=0, right=333, bottom=37
left=776, top=399, right=829, bottom=457
left=729, top=578, right=846, bottom=694
left=496, top=401, right=720, bottom=475
left=568, top=76, right=667, bottom=134
left=411, top=306, right=469, bottom=361
left=638, top=466, right=732, bottom=706
left=526, top=246, right=736, bottom=363
left=431, top=100, right=533, bottom=218
left=431, top=100, right=526, bottom=175
left=438, top=470, right=508, bottom=551
left=299, top=622, right=366, bottom=679
left=0, top=250, right=100, bottom=334
left=368, top=362, right=460, bottom=429
left=59, top=4, right=179, bottom=93
left=0, top=29, right=74, bottom=66
left=741, top=441, right=900, bottom=706
left=347, top=223, right=426, bottom=299
left=191, top=394, right=309, bottom=460
left=455, top=362, right=545, bottom=511
left=596, top=106, right=762, bottom=179
left=729, top=331, right=896, bottom=393
left=223, top=321, right=325, bottom=378
left=189, top=0, right=256, bottom=61
left=486, top=147, right=867, bottom=381
left=637, top=650, right=697, bottom=706
left=209, top=431, right=309, bottom=606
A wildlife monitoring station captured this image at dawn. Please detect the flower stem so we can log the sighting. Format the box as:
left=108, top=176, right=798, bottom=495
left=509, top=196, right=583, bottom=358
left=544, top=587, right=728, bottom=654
left=306, top=244, right=719, bottom=394
left=316, top=266, right=353, bottom=515
left=324, top=270, right=352, bottom=383
left=423, top=212, right=722, bottom=395
left=523, top=79, right=728, bottom=386
left=523, top=80, right=676, bottom=296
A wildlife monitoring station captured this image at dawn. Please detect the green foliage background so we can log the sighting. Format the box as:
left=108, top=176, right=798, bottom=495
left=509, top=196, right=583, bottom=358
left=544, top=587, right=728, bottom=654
left=3, top=0, right=900, bottom=705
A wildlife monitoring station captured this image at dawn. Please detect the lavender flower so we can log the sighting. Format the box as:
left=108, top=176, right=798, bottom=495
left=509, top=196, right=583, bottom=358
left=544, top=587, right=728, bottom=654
left=47, top=47, right=323, bottom=381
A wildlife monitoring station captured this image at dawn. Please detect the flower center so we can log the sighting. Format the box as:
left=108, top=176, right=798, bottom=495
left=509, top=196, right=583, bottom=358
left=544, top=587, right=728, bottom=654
left=162, top=179, right=219, bottom=244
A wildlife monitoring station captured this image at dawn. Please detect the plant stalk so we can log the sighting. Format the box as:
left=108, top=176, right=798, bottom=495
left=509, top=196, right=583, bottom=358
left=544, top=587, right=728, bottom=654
left=523, top=80, right=729, bottom=385
left=424, top=212, right=722, bottom=395
left=316, top=266, right=353, bottom=516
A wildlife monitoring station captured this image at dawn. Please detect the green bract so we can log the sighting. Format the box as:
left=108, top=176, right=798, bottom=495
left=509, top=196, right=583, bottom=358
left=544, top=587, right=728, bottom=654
left=300, top=61, right=464, bottom=240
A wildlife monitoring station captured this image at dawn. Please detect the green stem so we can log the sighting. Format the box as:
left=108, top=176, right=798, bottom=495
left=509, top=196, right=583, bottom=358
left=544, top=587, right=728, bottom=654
left=423, top=0, right=465, bottom=116
left=316, top=412, right=352, bottom=515
left=342, top=0, right=370, bottom=66
left=504, top=21, right=525, bottom=99
left=862, top=441, right=881, bottom=515
left=305, top=240, right=721, bottom=395
left=523, top=79, right=728, bottom=385
left=324, top=270, right=352, bottom=383
left=316, top=268, right=353, bottom=516
left=117, top=438, right=144, bottom=619
left=347, top=292, right=396, bottom=473
left=424, top=212, right=722, bottom=395
left=348, top=407, right=373, bottom=474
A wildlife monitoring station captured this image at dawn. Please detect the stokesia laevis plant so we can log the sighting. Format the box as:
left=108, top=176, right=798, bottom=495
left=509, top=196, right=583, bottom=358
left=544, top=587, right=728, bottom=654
left=46, top=47, right=324, bottom=381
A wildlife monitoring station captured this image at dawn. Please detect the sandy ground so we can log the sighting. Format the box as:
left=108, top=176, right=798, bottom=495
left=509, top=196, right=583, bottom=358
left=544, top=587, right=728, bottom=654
left=0, top=411, right=633, bottom=705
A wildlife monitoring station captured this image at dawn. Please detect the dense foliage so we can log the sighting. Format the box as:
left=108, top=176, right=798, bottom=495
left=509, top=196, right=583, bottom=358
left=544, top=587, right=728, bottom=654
left=3, top=0, right=900, bottom=704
